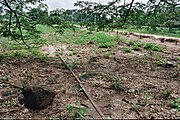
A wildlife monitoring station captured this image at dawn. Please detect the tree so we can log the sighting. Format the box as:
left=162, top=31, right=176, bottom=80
left=0, top=0, right=47, bottom=47
left=0, top=0, right=74, bottom=48
left=74, top=0, right=180, bottom=32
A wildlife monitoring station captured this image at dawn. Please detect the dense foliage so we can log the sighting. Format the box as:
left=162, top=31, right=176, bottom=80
left=73, top=0, right=180, bottom=32
left=0, top=0, right=74, bottom=47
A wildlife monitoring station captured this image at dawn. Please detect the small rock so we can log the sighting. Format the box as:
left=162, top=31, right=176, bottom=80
left=19, top=85, right=56, bottom=110
left=128, top=89, right=135, bottom=93
left=165, top=61, right=174, bottom=68
left=171, top=109, right=176, bottom=113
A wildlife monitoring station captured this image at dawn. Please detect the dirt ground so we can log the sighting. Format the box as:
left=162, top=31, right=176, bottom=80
left=0, top=33, right=180, bottom=119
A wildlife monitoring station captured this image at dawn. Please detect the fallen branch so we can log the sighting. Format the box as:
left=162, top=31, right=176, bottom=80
left=58, top=55, right=105, bottom=119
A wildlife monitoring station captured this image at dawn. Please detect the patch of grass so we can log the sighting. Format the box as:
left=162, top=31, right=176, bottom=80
left=79, top=71, right=96, bottom=80
left=66, top=59, right=81, bottom=69
left=0, top=47, right=48, bottom=60
left=143, top=92, right=152, bottom=105
left=144, top=43, right=163, bottom=52
left=73, top=39, right=88, bottom=45
left=121, top=47, right=132, bottom=53
left=36, top=24, right=55, bottom=34
left=130, top=102, right=139, bottom=112
left=103, top=51, right=114, bottom=58
left=132, top=44, right=141, bottom=51
left=117, top=37, right=127, bottom=44
left=66, top=104, right=87, bottom=120
left=0, top=51, right=28, bottom=59
left=4, top=100, right=14, bottom=108
left=171, top=98, right=180, bottom=111
left=57, top=29, right=93, bottom=45
left=91, top=33, right=117, bottom=48
left=161, top=89, right=171, bottom=98
left=67, top=47, right=75, bottom=51
left=48, top=117, right=56, bottom=120
left=156, top=58, right=168, bottom=66
left=111, top=82, right=125, bottom=91
left=98, top=42, right=116, bottom=48
left=109, top=75, right=118, bottom=82
left=127, top=41, right=135, bottom=46
left=32, top=38, right=47, bottom=45
left=177, top=57, right=180, bottom=61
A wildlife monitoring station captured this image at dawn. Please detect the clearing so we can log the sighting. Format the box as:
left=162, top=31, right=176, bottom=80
left=0, top=28, right=180, bottom=119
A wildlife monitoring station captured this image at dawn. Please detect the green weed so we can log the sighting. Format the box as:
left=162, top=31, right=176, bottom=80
left=79, top=71, right=96, bottom=80
left=91, top=33, right=117, bottom=48
left=156, top=58, right=168, bottom=66
left=121, top=47, right=132, bottom=53
left=177, top=57, right=180, bottom=61
left=103, top=51, right=114, bottom=58
left=130, top=102, right=139, bottom=112
left=5, top=100, right=14, bottom=108
left=67, top=47, right=75, bottom=51
left=66, top=104, right=87, bottom=120
left=144, top=43, right=163, bottom=52
left=48, top=117, right=56, bottom=120
left=143, top=92, right=152, bottom=105
left=67, top=59, right=81, bottom=69
left=127, top=41, right=135, bottom=46
left=32, top=38, right=47, bottom=45
left=98, top=42, right=116, bottom=48
left=161, top=89, right=171, bottom=98
left=109, top=75, right=118, bottom=82
left=36, top=24, right=55, bottom=34
left=132, top=44, right=141, bottom=51
left=111, top=82, right=125, bottom=91
left=171, top=98, right=180, bottom=111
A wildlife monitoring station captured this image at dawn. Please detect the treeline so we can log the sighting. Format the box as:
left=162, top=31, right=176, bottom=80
left=59, top=0, right=180, bottom=32
left=0, top=0, right=180, bottom=47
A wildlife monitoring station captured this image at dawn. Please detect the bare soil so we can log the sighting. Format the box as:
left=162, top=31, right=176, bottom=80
left=0, top=33, right=180, bottom=119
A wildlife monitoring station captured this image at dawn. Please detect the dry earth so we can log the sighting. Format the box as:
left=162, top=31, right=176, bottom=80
left=0, top=33, right=180, bottom=119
